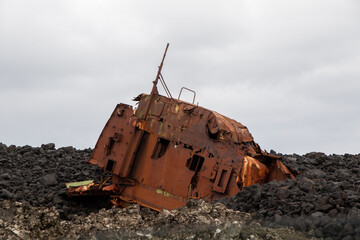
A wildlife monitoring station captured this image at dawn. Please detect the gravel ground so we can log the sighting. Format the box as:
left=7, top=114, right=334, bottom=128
left=0, top=143, right=359, bottom=239
left=0, top=199, right=313, bottom=240
left=218, top=151, right=360, bottom=239
left=0, top=143, right=111, bottom=220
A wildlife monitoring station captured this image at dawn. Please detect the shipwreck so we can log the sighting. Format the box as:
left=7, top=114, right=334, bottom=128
left=66, top=44, right=294, bottom=211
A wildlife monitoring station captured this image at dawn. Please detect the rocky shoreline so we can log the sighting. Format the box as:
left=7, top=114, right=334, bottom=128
left=0, top=143, right=359, bottom=239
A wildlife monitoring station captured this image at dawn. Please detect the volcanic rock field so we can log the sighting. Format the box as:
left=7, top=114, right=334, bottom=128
left=0, top=143, right=359, bottom=239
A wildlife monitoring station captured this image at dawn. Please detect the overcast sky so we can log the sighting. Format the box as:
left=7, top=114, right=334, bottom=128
left=0, top=0, right=359, bottom=154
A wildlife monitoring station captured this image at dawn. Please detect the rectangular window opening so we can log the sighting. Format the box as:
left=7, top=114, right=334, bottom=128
left=151, top=138, right=170, bottom=159
left=105, top=159, right=116, bottom=172
left=218, top=169, right=228, bottom=187
left=188, top=154, right=204, bottom=172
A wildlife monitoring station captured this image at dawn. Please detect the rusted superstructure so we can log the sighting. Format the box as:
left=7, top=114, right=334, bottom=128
left=66, top=44, right=294, bottom=211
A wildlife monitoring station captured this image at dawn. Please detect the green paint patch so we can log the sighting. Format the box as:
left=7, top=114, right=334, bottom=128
left=163, top=191, right=173, bottom=198
left=156, top=189, right=173, bottom=198
left=65, top=180, right=94, bottom=188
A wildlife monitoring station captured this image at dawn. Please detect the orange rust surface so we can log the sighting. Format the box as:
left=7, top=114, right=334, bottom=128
left=83, top=92, right=294, bottom=211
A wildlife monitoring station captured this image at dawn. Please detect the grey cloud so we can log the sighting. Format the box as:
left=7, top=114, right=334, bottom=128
left=0, top=0, right=359, bottom=154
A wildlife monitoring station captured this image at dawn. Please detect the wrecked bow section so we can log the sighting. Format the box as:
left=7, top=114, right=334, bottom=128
left=66, top=44, right=294, bottom=211
left=67, top=93, right=294, bottom=211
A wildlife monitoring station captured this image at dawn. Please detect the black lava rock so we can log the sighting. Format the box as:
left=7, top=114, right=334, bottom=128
left=218, top=152, right=360, bottom=239
left=0, top=143, right=111, bottom=218
left=40, top=173, right=58, bottom=186
left=1, top=144, right=359, bottom=239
